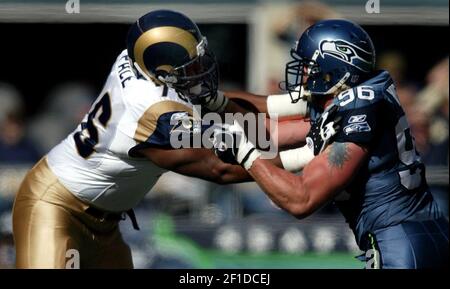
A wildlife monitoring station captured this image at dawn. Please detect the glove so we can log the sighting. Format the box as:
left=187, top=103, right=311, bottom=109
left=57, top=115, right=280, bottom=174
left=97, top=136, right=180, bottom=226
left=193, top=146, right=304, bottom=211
left=211, top=121, right=261, bottom=170
left=306, top=104, right=342, bottom=155
left=210, top=124, right=239, bottom=165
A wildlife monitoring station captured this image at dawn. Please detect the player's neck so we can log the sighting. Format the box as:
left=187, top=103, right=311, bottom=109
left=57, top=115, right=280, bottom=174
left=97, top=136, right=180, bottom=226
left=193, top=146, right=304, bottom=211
left=313, top=96, right=334, bottom=110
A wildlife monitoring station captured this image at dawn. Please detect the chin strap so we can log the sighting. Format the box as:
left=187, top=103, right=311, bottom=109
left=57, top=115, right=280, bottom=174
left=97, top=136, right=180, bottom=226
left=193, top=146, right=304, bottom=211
left=306, top=72, right=351, bottom=101
left=133, top=61, right=151, bottom=81
left=324, top=72, right=351, bottom=95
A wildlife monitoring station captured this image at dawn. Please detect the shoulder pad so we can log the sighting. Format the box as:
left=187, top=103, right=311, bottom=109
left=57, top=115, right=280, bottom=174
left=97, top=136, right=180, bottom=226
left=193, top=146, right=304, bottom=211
left=134, top=100, right=193, bottom=143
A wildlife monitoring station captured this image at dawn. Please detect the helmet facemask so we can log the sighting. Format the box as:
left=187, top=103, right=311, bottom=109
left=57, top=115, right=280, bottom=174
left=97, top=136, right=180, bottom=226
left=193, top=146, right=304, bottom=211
left=284, top=49, right=351, bottom=104
left=284, top=49, right=318, bottom=103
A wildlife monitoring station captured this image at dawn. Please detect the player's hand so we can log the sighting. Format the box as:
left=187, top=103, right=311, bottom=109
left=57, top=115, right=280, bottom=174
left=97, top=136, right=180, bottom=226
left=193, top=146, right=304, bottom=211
left=211, top=121, right=261, bottom=170
left=210, top=124, right=239, bottom=165
left=306, top=104, right=342, bottom=155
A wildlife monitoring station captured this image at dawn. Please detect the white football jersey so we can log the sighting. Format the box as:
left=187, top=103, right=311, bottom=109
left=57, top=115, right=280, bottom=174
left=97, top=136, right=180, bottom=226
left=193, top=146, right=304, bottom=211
left=47, top=50, right=196, bottom=212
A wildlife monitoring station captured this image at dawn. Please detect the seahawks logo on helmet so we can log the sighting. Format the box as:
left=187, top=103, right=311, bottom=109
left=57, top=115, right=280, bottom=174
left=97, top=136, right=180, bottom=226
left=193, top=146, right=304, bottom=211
left=319, top=39, right=373, bottom=72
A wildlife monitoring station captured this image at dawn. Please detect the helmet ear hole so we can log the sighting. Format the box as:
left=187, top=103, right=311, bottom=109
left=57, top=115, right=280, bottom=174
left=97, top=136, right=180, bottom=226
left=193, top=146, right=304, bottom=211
left=324, top=73, right=332, bottom=83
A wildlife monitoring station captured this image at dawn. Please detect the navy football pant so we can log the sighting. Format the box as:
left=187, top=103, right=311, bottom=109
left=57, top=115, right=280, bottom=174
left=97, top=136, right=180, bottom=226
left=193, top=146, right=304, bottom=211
left=365, top=217, right=449, bottom=269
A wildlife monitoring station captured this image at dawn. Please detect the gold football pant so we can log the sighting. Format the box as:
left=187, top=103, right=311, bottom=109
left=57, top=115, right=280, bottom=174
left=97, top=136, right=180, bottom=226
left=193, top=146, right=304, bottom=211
left=12, top=157, right=133, bottom=269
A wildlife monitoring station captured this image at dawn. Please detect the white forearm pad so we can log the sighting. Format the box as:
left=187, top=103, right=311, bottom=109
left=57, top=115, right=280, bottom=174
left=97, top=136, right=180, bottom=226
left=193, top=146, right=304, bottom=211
left=279, top=145, right=314, bottom=172
left=207, top=90, right=229, bottom=113
left=267, top=93, right=308, bottom=118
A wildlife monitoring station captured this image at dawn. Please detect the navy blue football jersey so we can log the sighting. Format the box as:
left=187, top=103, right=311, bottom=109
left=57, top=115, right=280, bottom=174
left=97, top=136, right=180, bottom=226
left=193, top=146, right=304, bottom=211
left=309, top=70, right=443, bottom=248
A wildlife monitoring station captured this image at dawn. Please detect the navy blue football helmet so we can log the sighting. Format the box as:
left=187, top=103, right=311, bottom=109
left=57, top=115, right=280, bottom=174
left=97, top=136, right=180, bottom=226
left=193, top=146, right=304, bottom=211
left=285, top=19, right=376, bottom=102
left=127, top=10, right=218, bottom=99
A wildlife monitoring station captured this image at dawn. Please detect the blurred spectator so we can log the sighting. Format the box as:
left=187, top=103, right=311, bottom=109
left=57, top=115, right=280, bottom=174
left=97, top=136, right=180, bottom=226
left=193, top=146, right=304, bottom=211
left=0, top=110, right=40, bottom=164
left=267, top=1, right=340, bottom=94
left=377, top=53, right=449, bottom=167
left=28, top=82, right=94, bottom=153
left=416, top=57, right=449, bottom=118
left=410, top=57, right=449, bottom=216
left=0, top=85, right=32, bottom=263
left=274, top=0, right=341, bottom=45
left=377, top=51, right=408, bottom=85
left=0, top=82, right=23, bottom=123
left=377, top=51, right=419, bottom=116
left=407, top=107, right=430, bottom=156
left=412, top=57, right=449, bottom=165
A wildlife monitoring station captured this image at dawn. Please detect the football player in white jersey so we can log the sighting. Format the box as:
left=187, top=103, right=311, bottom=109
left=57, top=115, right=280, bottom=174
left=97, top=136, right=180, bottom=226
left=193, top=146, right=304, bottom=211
left=12, top=9, right=329, bottom=269
left=12, top=10, right=256, bottom=269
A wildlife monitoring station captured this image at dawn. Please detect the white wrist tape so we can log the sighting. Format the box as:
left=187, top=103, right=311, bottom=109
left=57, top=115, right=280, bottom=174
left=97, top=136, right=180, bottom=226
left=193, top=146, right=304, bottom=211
left=206, top=90, right=229, bottom=113
left=267, top=93, right=308, bottom=119
left=242, top=148, right=262, bottom=170
left=279, top=145, right=314, bottom=172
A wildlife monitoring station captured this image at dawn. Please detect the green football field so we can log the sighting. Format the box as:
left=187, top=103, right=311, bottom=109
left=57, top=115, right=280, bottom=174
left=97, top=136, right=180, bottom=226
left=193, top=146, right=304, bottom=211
left=151, top=214, right=363, bottom=269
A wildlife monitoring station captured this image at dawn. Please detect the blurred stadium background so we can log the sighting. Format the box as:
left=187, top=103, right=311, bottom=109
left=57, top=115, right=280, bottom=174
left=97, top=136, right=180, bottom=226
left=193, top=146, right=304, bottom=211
left=0, top=0, right=448, bottom=268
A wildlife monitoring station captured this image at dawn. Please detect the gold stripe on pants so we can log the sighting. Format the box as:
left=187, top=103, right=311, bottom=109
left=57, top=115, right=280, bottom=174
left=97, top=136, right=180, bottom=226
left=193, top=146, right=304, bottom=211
left=12, top=157, right=133, bottom=269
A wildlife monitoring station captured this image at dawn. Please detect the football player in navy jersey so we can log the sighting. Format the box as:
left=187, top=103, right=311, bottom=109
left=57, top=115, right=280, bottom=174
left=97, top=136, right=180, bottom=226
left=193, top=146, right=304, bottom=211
left=12, top=9, right=334, bottom=268
left=213, top=19, right=448, bottom=268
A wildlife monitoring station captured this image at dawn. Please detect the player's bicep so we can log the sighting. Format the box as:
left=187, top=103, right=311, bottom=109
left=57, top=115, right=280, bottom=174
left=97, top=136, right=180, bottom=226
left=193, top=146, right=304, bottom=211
left=139, top=147, right=251, bottom=183
left=301, top=142, right=368, bottom=212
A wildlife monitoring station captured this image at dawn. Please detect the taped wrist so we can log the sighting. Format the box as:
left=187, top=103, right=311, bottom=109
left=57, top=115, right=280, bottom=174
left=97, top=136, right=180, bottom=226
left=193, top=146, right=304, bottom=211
left=205, top=90, right=229, bottom=113
left=267, top=93, right=308, bottom=119
left=241, top=147, right=262, bottom=170
left=279, top=145, right=314, bottom=172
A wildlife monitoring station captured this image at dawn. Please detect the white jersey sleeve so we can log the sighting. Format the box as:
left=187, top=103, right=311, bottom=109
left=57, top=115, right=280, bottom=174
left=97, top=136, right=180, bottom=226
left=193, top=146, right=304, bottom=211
left=47, top=49, right=195, bottom=212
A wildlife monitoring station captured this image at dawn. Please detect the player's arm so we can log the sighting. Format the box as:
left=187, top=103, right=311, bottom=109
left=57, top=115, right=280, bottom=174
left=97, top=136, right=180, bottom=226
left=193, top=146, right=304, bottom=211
left=224, top=91, right=309, bottom=119
left=248, top=142, right=368, bottom=218
left=138, top=146, right=252, bottom=184
left=212, top=104, right=340, bottom=174
left=250, top=96, right=378, bottom=216
left=223, top=91, right=269, bottom=114
left=202, top=90, right=309, bottom=119
left=205, top=94, right=309, bottom=151
left=268, top=117, right=311, bottom=149
left=130, top=99, right=252, bottom=184
left=214, top=91, right=312, bottom=149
